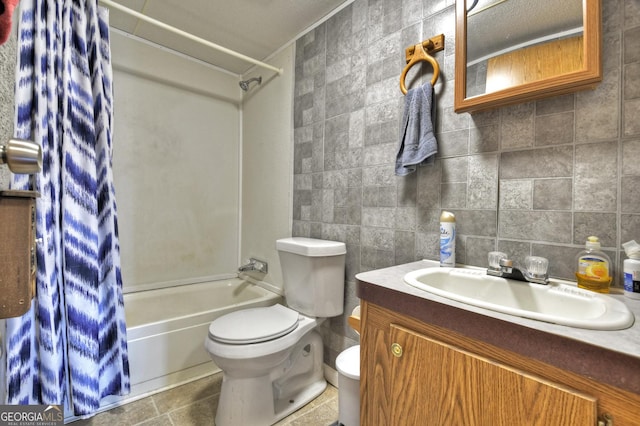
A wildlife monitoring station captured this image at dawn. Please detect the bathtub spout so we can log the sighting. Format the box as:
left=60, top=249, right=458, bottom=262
left=239, top=258, right=268, bottom=274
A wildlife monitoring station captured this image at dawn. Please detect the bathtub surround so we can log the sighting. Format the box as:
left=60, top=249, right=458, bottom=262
left=240, top=49, right=296, bottom=292
left=293, top=0, right=640, bottom=368
left=6, top=1, right=129, bottom=415
left=110, top=31, right=242, bottom=292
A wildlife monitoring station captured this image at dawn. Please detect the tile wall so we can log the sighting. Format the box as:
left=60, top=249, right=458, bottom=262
left=293, top=0, right=640, bottom=367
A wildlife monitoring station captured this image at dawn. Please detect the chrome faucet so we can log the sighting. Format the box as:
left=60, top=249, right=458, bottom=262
left=238, top=258, right=268, bottom=274
left=487, top=252, right=549, bottom=285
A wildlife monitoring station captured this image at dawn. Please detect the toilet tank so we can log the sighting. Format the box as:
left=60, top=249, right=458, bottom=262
left=276, top=237, right=346, bottom=317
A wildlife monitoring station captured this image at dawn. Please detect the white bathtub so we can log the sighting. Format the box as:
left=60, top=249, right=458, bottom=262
left=124, top=278, right=282, bottom=397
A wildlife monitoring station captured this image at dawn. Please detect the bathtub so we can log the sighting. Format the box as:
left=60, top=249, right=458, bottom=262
left=123, top=278, right=282, bottom=398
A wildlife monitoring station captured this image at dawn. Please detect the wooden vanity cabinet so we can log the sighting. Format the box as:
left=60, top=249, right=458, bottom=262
left=361, top=301, right=640, bottom=425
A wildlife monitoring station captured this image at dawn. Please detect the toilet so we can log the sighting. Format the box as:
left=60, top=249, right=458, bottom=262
left=205, top=237, right=346, bottom=426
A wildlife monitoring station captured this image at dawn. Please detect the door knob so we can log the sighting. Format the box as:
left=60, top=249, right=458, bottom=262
left=391, top=342, right=403, bottom=357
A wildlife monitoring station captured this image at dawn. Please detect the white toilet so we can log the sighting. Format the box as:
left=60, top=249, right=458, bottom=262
left=205, top=237, right=346, bottom=426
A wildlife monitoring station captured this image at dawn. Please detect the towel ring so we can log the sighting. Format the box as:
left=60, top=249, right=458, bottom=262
left=400, top=42, right=440, bottom=95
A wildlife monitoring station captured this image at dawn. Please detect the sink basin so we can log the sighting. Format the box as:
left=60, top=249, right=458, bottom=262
left=404, top=267, right=634, bottom=330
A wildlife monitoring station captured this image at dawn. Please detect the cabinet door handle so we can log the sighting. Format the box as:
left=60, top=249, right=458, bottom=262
left=391, top=342, right=403, bottom=357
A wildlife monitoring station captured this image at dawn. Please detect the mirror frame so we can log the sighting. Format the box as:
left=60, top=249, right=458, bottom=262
left=454, top=0, right=602, bottom=113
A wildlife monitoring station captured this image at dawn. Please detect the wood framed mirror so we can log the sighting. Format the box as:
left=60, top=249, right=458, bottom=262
left=454, top=0, right=602, bottom=113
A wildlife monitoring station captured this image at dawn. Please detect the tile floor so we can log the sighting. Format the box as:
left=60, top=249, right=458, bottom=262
left=72, top=372, right=339, bottom=426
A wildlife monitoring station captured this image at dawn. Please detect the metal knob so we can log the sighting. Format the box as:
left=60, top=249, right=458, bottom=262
left=391, top=343, right=403, bottom=358
left=0, top=139, right=42, bottom=174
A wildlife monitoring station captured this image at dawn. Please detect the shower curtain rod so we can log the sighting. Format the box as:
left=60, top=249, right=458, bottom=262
left=98, top=0, right=284, bottom=75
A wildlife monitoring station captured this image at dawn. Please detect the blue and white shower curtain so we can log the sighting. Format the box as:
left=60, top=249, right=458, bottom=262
left=7, top=0, right=130, bottom=416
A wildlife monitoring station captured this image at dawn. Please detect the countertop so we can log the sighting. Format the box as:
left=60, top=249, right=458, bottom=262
left=356, top=260, right=640, bottom=395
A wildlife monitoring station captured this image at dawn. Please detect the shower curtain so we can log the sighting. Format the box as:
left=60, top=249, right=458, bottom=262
left=6, top=0, right=130, bottom=416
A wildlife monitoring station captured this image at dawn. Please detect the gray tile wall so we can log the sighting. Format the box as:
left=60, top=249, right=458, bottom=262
left=293, top=0, right=640, bottom=367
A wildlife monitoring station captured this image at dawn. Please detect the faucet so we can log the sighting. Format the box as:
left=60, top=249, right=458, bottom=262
left=238, top=258, right=268, bottom=274
left=487, top=252, right=549, bottom=285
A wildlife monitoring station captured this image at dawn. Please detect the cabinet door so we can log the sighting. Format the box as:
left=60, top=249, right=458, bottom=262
left=389, top=324, right=597, bottom=426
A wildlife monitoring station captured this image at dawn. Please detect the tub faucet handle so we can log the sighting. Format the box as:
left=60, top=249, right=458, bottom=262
left=238, top=258, right=268, bottom=274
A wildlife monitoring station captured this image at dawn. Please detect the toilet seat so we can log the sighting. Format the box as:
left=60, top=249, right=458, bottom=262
left=208, top=304, right=300, bottom=344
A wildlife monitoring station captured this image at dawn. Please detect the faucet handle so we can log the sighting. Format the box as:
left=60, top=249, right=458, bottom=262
left=488, top=251, right=508, bottom=269
left=525, top=256, right=549, bottom=276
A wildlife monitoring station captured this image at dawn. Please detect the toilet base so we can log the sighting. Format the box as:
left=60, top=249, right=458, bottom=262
left=214, top=330, right=326, bottom=426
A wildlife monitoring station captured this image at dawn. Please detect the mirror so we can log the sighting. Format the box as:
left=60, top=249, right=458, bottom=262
left=454, top=0, right=602, bottom=113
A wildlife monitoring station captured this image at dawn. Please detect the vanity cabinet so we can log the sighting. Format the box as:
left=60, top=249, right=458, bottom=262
left=361, top=301, right=640, bottom=425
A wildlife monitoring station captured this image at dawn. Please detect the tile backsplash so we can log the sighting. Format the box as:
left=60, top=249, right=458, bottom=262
left=293, top=0, right=640, bottom=365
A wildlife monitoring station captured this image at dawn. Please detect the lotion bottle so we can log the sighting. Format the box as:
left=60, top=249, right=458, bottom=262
left=440, top=211, right=456, bottom=267
left=622, top=240, right=640, bottom=300
left=575, top=236, right=612, bottom=293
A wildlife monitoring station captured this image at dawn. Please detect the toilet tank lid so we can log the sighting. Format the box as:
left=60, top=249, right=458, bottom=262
left=276, top=237, right=346, bottom=256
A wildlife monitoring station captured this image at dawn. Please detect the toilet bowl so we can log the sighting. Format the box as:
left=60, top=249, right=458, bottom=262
left=204, top=237, right=346, bottom=426
left=205, top=305, right=326, bottom=425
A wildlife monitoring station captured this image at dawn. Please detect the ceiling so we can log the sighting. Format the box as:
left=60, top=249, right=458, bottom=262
left=104, top=0, right=584, bottom=75
left=105, top=0, right=352, bottom=75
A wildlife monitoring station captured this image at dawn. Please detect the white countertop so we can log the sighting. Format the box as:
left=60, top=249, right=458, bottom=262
left=356, top=260, right=640, bottom=361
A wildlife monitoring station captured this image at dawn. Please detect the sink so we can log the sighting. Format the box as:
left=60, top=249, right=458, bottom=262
left=404, top=267, right=635, bottom=330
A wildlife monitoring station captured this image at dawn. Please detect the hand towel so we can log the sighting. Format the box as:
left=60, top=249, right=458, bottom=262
left=0, top=0, right=20, bottom=45
left=395, top=82, right=438, bottom=176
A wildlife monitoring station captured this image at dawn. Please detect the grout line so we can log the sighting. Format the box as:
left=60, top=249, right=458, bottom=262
left=149, top=395, right=161, bottom=418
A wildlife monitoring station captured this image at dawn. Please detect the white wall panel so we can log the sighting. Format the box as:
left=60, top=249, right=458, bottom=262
left=240, top=45, right=295, bottom=292
left=111, top=33, right=241, bottom=291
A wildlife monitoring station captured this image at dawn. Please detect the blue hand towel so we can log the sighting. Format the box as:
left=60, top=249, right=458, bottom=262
left=395, top=82, right=438, bottom=176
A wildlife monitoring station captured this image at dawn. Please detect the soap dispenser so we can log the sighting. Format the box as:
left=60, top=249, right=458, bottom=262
left=575, top=236, right=612, bottom=293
